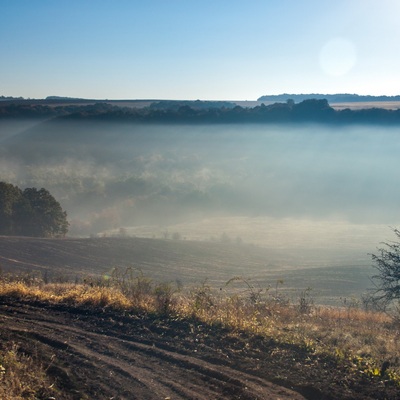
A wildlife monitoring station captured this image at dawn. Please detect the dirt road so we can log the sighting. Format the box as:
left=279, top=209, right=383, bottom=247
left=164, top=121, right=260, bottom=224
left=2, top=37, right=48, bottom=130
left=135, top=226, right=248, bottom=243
left=0, top=299, right=308, bottom=400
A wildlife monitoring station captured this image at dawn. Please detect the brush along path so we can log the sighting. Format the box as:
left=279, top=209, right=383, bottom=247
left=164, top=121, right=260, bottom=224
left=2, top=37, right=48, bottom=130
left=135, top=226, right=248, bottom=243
left=0, top=300, right=306, bottom=400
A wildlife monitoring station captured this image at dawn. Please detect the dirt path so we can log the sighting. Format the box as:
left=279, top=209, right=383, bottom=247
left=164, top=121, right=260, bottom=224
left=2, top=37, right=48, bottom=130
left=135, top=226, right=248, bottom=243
left=0, top=300, right=306, bottom=400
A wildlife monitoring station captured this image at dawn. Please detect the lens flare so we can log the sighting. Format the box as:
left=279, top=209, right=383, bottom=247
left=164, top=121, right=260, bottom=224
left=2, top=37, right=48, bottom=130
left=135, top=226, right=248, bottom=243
left=319, top=38, right=357, bottom=77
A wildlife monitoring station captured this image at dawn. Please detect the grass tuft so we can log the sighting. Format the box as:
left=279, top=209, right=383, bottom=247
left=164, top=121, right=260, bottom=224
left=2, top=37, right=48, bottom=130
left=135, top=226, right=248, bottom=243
left=0, top=342, right=57, bottom=400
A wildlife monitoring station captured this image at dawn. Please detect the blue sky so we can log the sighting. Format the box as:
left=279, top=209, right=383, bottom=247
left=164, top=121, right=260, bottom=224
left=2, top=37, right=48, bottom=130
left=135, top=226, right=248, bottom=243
left=1, top=0, right=400, bottom=100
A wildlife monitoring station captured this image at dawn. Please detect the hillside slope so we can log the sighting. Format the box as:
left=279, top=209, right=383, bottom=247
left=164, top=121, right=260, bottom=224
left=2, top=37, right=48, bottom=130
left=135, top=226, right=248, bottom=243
left=0, top=236, right=372, bottom=304
left=0, top=236, right=285, bottom=285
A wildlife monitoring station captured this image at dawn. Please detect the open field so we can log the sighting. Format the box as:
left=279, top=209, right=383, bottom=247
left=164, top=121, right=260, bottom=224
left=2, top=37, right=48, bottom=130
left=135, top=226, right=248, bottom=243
left=232, top=101, right=400, bottom=110
left=330, top=101, right=400, bottom=110
left=0, top=235, right=375, bottom=305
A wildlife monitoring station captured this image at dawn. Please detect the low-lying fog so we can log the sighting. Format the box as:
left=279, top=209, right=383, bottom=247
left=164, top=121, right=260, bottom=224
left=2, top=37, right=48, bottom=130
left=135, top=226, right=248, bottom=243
left=1, top=118, right=399, bottom=297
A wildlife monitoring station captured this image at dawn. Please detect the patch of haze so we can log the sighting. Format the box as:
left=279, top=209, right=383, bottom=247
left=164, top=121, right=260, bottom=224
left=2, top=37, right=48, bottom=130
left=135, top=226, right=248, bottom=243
left=0, top=158, right=26, bottom=183
left=0, top=119, right=45, bottom=141
left=1, top=121, right=400, bottom=242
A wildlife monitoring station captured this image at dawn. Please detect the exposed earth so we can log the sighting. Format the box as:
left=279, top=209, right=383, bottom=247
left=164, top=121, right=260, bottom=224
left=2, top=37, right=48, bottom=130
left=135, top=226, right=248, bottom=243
left=0, top=298, right=398, bottom=400
left=0, top=299, right=308, bottom=400
left=0, top=235, right=374, bottom=304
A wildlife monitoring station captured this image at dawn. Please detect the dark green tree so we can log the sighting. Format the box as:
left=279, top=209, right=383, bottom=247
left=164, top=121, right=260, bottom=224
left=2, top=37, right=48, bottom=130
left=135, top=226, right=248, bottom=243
left=0, top=182, right=22, bottom=235
left=0, top=182, right=69, bottom=237
left=21, top=188, right=69, bottom=237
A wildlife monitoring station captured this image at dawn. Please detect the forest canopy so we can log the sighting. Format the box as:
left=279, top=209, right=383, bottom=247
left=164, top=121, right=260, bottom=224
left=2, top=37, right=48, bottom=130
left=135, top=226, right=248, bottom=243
left=0, top=182, right=69, bottom=237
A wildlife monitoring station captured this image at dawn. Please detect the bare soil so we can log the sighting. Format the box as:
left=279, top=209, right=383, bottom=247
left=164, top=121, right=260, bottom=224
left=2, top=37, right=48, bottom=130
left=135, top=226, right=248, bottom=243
left=0, top=235, right=376, bottom=305
left=0, top=299, right=308, bottom=400
left=0, top=236, right=295, bottom=288
left=0, top=298, right=398, bottom=400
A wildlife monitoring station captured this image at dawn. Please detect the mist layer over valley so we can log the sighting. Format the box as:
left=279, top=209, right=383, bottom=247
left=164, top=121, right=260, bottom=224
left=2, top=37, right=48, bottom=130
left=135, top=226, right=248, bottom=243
left=1, top=117, right=399, bottom=302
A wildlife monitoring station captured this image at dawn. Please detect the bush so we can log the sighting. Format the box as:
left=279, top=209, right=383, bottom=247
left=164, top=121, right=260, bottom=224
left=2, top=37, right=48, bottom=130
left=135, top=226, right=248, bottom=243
left=371, top=228, right=400, bottom=306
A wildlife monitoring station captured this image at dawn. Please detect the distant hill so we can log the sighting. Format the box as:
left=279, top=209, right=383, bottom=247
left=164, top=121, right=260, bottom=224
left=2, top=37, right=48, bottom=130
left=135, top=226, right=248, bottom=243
left=0, top=95, right=24, bottom=101
left=257, top=93, right=400, bottom=103
left=45, top=95, right=88, bottom=101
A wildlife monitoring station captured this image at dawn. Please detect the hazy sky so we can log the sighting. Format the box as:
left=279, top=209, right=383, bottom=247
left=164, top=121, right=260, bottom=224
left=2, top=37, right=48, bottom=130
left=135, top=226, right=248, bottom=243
left=1, top=0, right=400, bottom=100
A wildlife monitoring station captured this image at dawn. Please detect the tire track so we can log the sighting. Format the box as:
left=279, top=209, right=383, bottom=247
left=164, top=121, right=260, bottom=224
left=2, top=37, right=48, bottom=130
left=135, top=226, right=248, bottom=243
left=0, top=302, right=306, bottom=399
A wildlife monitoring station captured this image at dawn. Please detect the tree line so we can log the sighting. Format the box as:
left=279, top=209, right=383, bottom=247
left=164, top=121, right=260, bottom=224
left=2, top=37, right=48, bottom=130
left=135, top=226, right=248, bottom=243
left=0, top=182, right=68, bottom=237
left=2, top=99, right=400, bottom=124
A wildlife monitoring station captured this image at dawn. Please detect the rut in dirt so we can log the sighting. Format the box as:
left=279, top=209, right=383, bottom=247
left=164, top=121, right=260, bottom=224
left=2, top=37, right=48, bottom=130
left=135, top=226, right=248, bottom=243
left=0, top=301, right=307, bottom=400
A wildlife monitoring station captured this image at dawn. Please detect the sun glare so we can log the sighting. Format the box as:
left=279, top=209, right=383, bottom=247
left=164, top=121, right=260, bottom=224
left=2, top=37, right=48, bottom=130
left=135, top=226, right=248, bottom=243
left=319, top=37, right=357, bottom=77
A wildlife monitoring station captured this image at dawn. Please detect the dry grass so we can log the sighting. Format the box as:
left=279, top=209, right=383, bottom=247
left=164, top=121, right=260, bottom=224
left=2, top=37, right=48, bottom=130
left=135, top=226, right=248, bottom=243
left=0, top=270, right=399, bottom=397
left=0, top=280, right=132, bottom=309
left=0, top=342, right=57, bottom=400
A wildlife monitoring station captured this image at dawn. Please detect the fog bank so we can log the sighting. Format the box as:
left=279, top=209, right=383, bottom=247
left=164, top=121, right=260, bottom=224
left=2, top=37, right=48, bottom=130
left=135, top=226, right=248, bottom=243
left=1, top=119, right=399, bottom=246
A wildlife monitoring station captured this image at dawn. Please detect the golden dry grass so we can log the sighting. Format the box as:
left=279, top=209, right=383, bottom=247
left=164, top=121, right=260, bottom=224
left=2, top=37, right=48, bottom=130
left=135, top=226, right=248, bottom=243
left=2, top=277, right=399, bottom=366
left=0, top=342, right=57, bottom=400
